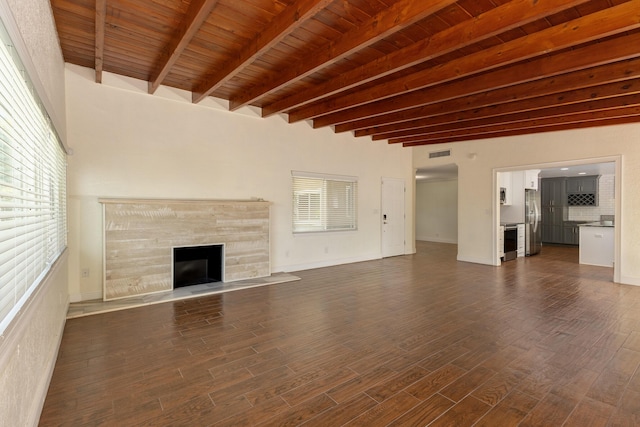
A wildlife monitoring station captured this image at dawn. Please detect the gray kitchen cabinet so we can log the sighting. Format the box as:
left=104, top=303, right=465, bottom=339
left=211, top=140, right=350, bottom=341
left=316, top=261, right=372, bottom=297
left=541, top=179, right=554, bottom=207
left=566, top=175, right=598, bottom=194
left=541, top=178, right=565, bottom=207
left=566, top=176, right=599, bottom=206
left=542, top=222, right=563, bottom=244
left=541, top=178, right=567, bottom=244
left=562, top=222, right=581, bottom=245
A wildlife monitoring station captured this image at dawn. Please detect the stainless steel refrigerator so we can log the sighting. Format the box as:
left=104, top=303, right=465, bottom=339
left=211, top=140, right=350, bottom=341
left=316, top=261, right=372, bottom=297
left=525, top=189, right=542, bottom=256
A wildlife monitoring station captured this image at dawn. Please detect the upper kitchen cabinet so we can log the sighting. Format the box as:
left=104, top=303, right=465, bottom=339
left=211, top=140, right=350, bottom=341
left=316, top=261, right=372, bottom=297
left=541, top=178, right=565, bottom=208
left=566, top=175, right=599, bottom=206
left=499, top=172, right=512, bottom=206
left=524, top=169, right=540, bottom=190
left=566, top=175, right=598, bottom=193
left=500, top=171, right=526, bottom=224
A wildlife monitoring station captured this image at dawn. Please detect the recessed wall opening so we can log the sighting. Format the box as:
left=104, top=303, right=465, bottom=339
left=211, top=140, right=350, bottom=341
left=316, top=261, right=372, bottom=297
left=495, top=158, right=620, bottom=283
left=173, top=244, right=223, bottom=288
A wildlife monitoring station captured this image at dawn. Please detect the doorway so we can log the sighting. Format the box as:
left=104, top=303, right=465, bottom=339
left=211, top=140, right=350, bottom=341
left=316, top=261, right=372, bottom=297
left=496, top=158, right=620, bottom=283
left=415, top=164, right=458, bottom=245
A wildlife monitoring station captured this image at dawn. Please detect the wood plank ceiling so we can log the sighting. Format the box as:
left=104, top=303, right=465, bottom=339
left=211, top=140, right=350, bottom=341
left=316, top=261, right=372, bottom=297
left=50, top=0, right=640, bottom=147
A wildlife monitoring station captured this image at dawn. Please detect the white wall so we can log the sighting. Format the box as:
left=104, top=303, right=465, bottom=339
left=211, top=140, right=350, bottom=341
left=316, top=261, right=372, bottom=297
left=413, top=124, right=640, bottom=285
left=415, top=179, right=458, bottom=243
left=0, top=1, right=68, bottom=426
left=65, top=64, right=414, bottom=301
left=0, top=253, right=68, bottom=427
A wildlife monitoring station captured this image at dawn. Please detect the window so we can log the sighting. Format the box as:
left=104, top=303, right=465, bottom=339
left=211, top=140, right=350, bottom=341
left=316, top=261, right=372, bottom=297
left=292, top=171, right=357, bottom=233
left=0, top=18, right=67, bottom=334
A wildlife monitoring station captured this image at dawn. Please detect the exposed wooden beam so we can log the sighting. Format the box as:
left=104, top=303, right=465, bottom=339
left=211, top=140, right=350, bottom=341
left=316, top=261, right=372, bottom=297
left=316, top=30, right=640, bottom=130
left=339, top=57, right=640, bottom=134
left=385, top=93, right=640, bottom=144
left=227, top=0, right=458, bottom=110
left=261, top=0, right=590, bottom=117
left=191, top=0, right=333, bottom=103
left=401, top=114, right=640, bottom=147
left=55, top=0, right=640, bottom=149
left=148, top=0, right=219, bottom=95
left=365, top=77, right=640, bottom=140
left=292, top=0, right=640, bottom=123
left=94, top=0, right=107, bottom=83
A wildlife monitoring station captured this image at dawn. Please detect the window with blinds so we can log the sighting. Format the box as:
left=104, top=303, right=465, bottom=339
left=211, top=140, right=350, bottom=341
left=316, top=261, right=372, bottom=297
left=0, top=18, right=67, bottom=334
left=292, top=171, right=357, bottom=233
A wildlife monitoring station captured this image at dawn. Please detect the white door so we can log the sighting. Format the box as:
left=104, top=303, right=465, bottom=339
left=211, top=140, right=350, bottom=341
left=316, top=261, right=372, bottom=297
left=381, top=177, right=405, bottom=257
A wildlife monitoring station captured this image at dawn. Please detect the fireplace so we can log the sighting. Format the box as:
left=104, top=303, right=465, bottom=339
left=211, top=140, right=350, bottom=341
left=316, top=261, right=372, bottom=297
left=173, top=244, right=224, bottom=288
left=101, top=199, right=270, bottom=300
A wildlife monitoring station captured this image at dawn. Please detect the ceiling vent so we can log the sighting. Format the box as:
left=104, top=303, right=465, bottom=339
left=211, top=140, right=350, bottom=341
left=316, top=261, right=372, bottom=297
left=429, top=149, right=451, bottom=159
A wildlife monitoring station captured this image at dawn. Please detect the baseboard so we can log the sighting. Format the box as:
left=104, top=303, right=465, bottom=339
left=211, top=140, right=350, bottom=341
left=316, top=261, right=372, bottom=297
left=276, top=254, right=382, bottom=273
left=456, top=254, right=495, bottom=266
left=69, top=290, right=102, bottom=302
left=416, top=237, right=457, bottom=244
left=619, top=275, right=640, bottom=287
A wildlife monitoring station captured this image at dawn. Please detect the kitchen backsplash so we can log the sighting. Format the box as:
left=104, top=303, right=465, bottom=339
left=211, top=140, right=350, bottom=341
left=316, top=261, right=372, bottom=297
left=568, top=174, right=615, bottom=221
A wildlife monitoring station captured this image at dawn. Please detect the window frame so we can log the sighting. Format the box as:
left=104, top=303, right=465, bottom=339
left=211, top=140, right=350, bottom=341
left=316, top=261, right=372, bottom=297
left=0, top=16, right=67, bottom=335
left=292, top=171, right=358, bottom=234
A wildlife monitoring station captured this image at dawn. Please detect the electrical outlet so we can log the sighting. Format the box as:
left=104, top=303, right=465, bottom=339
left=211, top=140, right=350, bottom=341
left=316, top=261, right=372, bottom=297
left=81, top=268, right=90, bottom=278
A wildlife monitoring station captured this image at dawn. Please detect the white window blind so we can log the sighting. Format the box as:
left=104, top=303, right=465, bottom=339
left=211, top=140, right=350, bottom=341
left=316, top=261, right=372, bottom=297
left=0, top=18, right=67, bottom=334
left=292, top=171, right=357, bottom=233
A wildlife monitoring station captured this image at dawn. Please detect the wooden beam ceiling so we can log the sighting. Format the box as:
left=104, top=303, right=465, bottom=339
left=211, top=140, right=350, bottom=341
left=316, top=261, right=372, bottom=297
left=262, top=0, right=591, bottom=117
left=148, top=0, right=220, bottom=94
left=50, top=0, right=640, bottom=147
left=388, top=96, right=640, bottom=144
left=368, top=79, right=640, bottom=141
left=296, top=1, right=640, bottom=123
left=191, top=0, right=335, bottom=103
left=94, top=0, right=106, bottom=83
left=401, top=114, right=640, bottom=147
left=227, top=0, right=459, bottom=110
left=317, top=30, right=640, bottom=129
left=340, top=57, right=640, bottom=134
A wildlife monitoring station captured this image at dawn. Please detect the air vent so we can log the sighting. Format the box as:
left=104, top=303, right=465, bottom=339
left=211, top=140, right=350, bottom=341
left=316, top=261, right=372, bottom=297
left=429, top=149, right=451, bottom=159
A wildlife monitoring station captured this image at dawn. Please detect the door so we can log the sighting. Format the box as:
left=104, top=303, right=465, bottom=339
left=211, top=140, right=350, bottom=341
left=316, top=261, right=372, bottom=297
left=381, top=177, right=405, bottom=257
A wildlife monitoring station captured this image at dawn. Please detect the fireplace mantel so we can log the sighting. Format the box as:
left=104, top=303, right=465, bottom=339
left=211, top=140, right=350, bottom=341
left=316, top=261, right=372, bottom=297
left=100, top=198, right=271, bottom=300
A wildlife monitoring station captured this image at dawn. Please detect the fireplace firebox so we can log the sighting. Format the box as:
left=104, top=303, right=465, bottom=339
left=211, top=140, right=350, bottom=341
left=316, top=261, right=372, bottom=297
left=173, top=244, right=223, bottom=288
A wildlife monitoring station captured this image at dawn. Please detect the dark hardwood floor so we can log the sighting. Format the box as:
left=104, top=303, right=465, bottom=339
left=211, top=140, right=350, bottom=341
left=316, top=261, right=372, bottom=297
left=39, top=242, right=640, bottom=426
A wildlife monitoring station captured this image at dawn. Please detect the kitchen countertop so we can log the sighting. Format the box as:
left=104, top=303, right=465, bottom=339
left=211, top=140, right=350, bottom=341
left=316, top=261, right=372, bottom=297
left=580, top=221, right=614, bottom=227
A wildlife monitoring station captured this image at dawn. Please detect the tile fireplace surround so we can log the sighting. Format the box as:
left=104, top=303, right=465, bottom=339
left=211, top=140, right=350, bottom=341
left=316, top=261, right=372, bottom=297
left=100, top=198, right=271, bottom=300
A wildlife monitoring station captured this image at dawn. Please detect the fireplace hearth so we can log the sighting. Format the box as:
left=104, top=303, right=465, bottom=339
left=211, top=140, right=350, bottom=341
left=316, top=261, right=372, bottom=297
left=173, top=244, right=223, bottom=288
